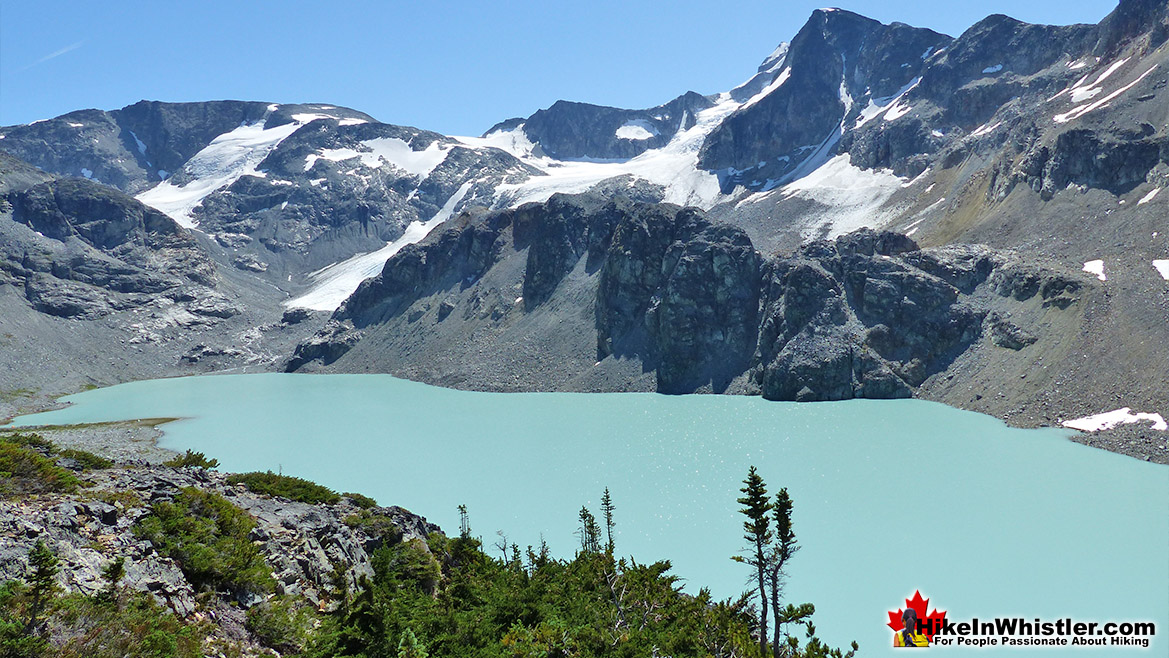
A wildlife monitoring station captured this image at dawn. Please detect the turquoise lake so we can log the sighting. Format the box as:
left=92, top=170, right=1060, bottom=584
left=10, top=373, right=1168, bottom=656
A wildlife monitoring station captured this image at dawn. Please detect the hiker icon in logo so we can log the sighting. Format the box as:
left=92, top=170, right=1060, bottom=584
left=894, top=608, right=929, bottom=647
left=888, top=590, right=946, bottom=648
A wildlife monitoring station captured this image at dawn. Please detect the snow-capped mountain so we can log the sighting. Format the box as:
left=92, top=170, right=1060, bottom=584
left=1, top=0, right=1166, bottom=445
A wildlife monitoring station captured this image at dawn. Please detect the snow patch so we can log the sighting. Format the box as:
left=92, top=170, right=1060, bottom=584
left=777, top=153, right=906, bottom=240
left=615, top=119, right=659, bottom=141
left=1082, top=259, right=1106, bottom=281
left=286, top=181, right=475, bottom=311
left=1137, top=187, right=1160, bottom=205
left=130, top=130, right=147, bottom=155
left=1055, top=62, right=1155, bottom=124
left=68, top=122, right=84, bottom=128
left=982, top=64, right=1003, bottom=74
left=490, top=93, right=742, bottom=210
left=136, top=116, right=303, bottom=227
left=884, top=102, right=912, bottom=121
left=454, top=123, right=541, bottom=159
left=1152, top=260, right=1169, bottom=280
left=157, top=170, right=169, bottom=180
left=308, top=137, right=451, bottom=177
left=970, top=121, right=1002, bottom=138
left=743, top=67, right=792, bottom=109
left=1062, top=408, right=1167, bottom=432
left=80, top=168, right=92, bottom=179
left=855, top=77, right=920, bottom=129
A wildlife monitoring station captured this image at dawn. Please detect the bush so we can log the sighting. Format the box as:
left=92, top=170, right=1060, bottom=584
left=0, top=440, right=84, bottom=497
left=59, top=448, right=114, bottom=470
left=246, top=595, right=319, bottom=653
left=343, top=492, right=378, bottom=509
left=133, top=487, right=273, bottom=596
left=162, top=450, right=219, bottom=470
left=344, top=510, right=402, bottom=544
left=226, top=471, right=340, bottom=505
left=51, top=591, right=209, bottom=658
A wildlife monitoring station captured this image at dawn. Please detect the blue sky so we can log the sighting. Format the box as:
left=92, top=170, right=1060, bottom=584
left=1, top=1, right=1118, bottom=136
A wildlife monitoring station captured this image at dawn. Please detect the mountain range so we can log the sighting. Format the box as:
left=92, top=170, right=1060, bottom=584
left=1, top=0, right=1166, bottom=460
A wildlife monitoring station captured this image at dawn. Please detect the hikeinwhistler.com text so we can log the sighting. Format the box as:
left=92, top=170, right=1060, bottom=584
left=920, top=617, right=1156, bottom=648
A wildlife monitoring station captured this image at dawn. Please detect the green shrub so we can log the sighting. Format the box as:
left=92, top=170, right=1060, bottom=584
left=343, top=492, right=378, bottom=509
left=343, top=510, right=402, bottom=544
left=51, top=591, right=208, bottom=658
left=246, top=595, right=319, bottom=653
left=0, top=440, right=84, bottom=497
left=162, top=450, right=219, bottom=470
left=0, top=432, right=53, bottom=453
left=133, top=487, right=273, bottom=596
left=225, top=471, right=340, bottom=505
left=59, top=448, right=114, bottom=470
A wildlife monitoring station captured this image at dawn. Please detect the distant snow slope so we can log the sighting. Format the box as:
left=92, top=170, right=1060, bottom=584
left=285, top=181, right=474, bottom=311
left=136, top=111, right=305, bottom=227
left=458, top=92, right=745, bottom=210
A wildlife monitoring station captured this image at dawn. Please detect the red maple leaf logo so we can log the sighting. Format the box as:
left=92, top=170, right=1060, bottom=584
left=887, top=590, right=947, bottom=642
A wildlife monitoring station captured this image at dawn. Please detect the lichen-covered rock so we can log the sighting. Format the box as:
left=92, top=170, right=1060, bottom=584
left=0, top=464, right=437, bottom=618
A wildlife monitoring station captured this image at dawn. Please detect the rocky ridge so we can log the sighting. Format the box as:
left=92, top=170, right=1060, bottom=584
left=0, top=460, right=438, bottom=635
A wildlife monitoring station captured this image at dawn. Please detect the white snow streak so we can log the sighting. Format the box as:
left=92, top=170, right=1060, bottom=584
left=1082, top=259, right=1106, bottom=281
left=285, top=181, right=475, bottom=311
left=982, top=64, right=1003, bottom=74
left=1062, top=408, right=1167, bottom=432
left=1152, top=260, right=1169, bottom=280
left=1054, top=63, right=1156, bottom=124
left=855, top=77, right=920, bottom=129
left=1137, top=188, right=1160, bottom=205
left=743, top=67, right=792, bottom=109
left=970, top=121, right=1003, bottom=137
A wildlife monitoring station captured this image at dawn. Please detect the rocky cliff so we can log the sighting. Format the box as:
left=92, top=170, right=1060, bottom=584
left=286, top=193, right=1116, bottom=435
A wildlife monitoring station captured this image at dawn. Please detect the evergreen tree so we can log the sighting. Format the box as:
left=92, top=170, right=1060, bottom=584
left=98, top=556, right=125, bottom=606
left=577, top=506, right=601, bottom=554
left=769, top=487, right=798, bottom=657
left=735, top=466, right=772, bottom=658
left=457, top=504, right=470, bottom=539
left=398, top=627, right=428, bottom=658
left=24, top=540, right=59, bottom=635
left=600, top=487, right=616, bottom=554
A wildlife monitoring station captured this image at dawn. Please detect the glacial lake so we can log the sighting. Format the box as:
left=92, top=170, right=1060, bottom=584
left=10, top=373, right=1167, bottom=656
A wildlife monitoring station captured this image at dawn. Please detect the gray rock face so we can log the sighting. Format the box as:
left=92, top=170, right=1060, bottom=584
left=597, top=206, right=762, bottom=393
left=754, top=231, right=981, bottom=401
left=0, top=465, right=438, bottom=617
left=699, top=9, right=950, bottom=179
left=499, top=91, right=714, bottom=161
left=0, top=101, right=275, bottom=194
left=0, top=176, right=223, bottom=320
left=290, top=194, right=1082, bottom=405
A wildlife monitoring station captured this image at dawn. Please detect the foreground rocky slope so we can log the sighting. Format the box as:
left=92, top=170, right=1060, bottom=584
left=0, top=429, right=439, bottom=656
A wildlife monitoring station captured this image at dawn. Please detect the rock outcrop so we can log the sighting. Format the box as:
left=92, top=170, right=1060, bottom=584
left=0, top=464, right=438, bottom=616
left=289, top=193, right=1087, bottom=407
